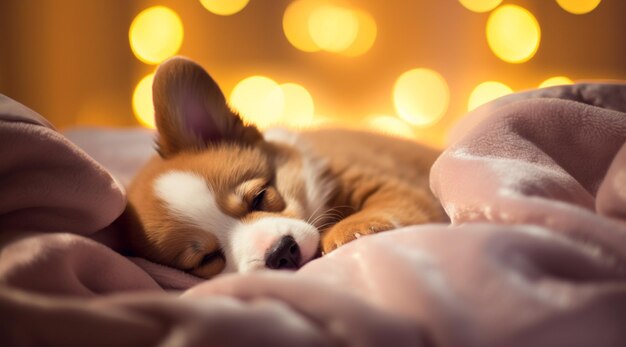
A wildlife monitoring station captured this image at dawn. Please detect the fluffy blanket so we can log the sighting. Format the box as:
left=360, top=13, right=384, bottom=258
left=1, top=83, right=626, bottom=347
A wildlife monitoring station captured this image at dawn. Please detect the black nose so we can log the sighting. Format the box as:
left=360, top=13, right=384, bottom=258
left=265, top=235, right=301, bottom=270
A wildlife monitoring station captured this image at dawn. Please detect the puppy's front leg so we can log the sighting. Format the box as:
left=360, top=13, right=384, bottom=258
left=321, top=184, right=443, bottom=253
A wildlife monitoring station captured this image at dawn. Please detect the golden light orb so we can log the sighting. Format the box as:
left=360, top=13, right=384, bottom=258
left=467, top=81, right=513, bottom=111
left=230, top=76, right=285, bottom=129
left=283, top=0, right=323, bottom=52
left=308, top=5, right=359, bottom=53
left=277, top=83, right=315, bottom=128
left=129, top=6, right=184, bottom=65
left=458, top=0, right=503, bottom=13
left=199, top=0, right=250, bottom=16
left=340, top=9, right=377, bottom=57
left=539, top=76, right=574, bottom=88
left=393, top=68, right=450, bottom=127
left=132, top=73, right=156, bottom=128
left=556, top=0, right=602, bottom=14
left=486, top=5, right=541, bottom=63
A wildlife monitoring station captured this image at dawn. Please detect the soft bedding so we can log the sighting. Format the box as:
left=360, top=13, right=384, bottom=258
left=1, top=83, right=626, bottom=346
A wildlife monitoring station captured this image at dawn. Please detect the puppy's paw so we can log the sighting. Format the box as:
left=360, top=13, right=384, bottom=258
left=321, top=217, right=395, bottom=254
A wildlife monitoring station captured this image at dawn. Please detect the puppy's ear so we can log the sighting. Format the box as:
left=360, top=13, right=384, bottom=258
left=152, top=56, right=262, bottom=157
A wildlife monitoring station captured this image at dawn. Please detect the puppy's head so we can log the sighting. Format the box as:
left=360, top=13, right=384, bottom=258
left=126, top=57, right=323, bottom=278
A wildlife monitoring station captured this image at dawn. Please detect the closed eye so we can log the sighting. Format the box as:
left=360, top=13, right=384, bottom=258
left=251, top=189, right=266, bottom=211
left=200, top=249, right=224, bottom=267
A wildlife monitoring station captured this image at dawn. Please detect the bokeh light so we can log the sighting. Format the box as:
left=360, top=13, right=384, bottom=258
left=308, top=5, right=359, bottom=53
left=367, top=115, right=415, bottom=139
left=467, top=81, right=513, bottom=111
left=129, top=6, right=183, bottom=65
left=283, top=0, right=323, bottom=53
left=308, top=115, right=339, bottom=129
left=539, top=76, right=574, bottom=88
left=230, top=76, right=285, bottom=129
left=132, top=73, right=156, bottom=128
left=283, top=0, right=376, bottom=56
left=458, top=0, right=503, bottom=13
left=277, top=83, right=315, bottom=128
left=393, top=68, right=450, bottom=127
left=556, top=0, right=602, bottom=14
left=340, top=9, right=377, bottom=57
left=486, top=5, right=541, bottom=63
left=200, top=0, right=250, bottom=16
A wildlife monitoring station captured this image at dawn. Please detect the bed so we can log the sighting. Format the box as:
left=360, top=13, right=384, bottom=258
left=1, top=83, right=625, bottom=346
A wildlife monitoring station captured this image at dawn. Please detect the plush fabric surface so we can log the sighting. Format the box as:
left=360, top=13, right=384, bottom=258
left=1, top=84, right=626, bottom=346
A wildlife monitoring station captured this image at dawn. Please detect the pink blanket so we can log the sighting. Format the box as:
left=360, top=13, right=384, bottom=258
left=1, top=84, right=626, bottom=346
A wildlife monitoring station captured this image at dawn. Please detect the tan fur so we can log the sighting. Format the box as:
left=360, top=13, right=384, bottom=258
left=299, top=129, right=446, bottom=252
left=126, top=142, right=303, bottom=277
left=152, top=57, right=262, bottom=156
left=125, top=57, right=446, bottom=279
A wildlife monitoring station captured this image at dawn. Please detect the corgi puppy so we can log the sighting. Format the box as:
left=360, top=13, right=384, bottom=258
left=125, top=57, right=446, bottom=279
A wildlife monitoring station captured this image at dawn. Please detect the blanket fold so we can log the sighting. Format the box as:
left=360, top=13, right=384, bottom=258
left=2, top=84, right=626, bottom=347
left=0, top=95, right=125, bottom=235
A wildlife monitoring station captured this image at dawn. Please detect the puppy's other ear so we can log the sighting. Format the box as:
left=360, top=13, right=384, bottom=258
left=152, top=56, right=262, bottom=157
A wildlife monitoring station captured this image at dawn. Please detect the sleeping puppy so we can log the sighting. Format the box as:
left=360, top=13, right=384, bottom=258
left=125, top=57, right=446, bottom=278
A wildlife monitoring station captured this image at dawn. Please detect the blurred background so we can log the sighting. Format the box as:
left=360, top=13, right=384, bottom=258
left=0, top=0, right=624, bottom=148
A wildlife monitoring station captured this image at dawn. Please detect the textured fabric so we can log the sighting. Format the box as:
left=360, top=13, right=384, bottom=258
left=0, top=95, right=125, bottom=234
left=1, top=85, right=626, bottom=346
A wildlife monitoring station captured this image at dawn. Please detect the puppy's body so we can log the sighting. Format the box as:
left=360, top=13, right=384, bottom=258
left=296, top=129, right=443, bottom=250
left=126, top=57, right=445, bottom=279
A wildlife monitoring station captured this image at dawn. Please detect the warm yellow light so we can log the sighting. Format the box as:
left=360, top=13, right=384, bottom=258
left=308, top=115, right=338, bottom=129
left=277, top=83, right=315, bottom=128
left=467, top=81, right=513, bottom=111
left=367, top=115, right=415, bottom=139
left=458, top=0, right=503, bottom=13
left=556, top=0, right=601, bottom=14
left=199, top=0, right=250, bottom=16
left=340, top=9, right=377, bottom=57
left=283, top=1, right=375, bottom=56
left=230, top=76, right=284, bottom=129
left=539, top=76, right=574, bottom=88
left=132, top=73, right=156, bottom=128
left=129, top=6, right=184, bottom=65
left=283, top=0, right=322, bottom=53
left=486, top=5, right=540, bottom=64
left=308, top=5, right=359, bottom=53
left=393, top=68, right=450, bottom=127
